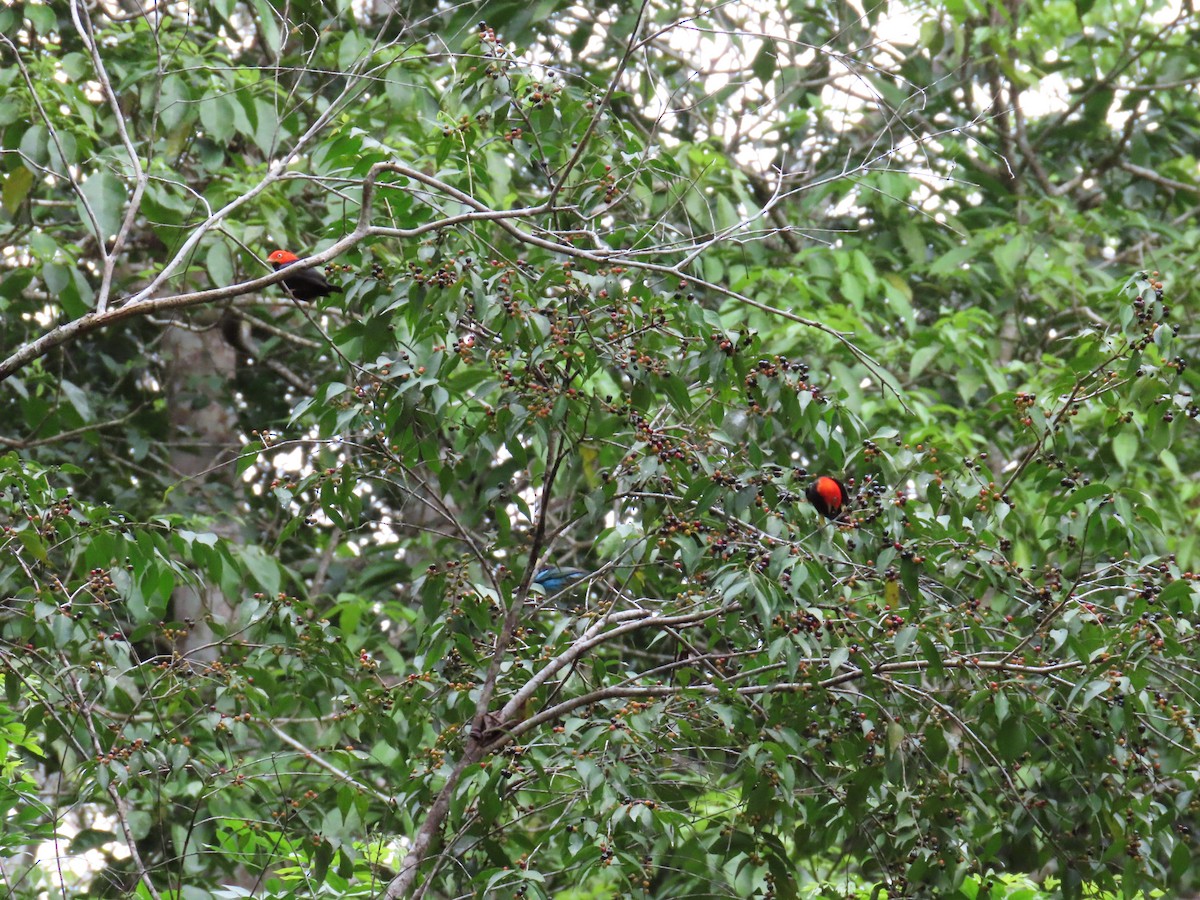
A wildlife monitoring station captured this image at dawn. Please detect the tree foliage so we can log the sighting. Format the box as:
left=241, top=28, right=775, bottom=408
left=2, top=0, right=1200, bottom=897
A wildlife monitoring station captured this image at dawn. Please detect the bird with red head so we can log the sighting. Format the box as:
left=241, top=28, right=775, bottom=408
left=807, top=476, right=849, bottom=521
left=266, top=249, right=343, bottom=301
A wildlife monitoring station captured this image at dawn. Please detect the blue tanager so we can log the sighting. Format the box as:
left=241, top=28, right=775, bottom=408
left=532, top=567, right=589, bottom=591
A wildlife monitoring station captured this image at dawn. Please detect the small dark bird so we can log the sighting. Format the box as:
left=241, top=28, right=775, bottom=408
left=806, top=476, right=849, bottom=520
left=267, top=249, right=343, bottom=301
left=532, top=567, right=589, bottom=592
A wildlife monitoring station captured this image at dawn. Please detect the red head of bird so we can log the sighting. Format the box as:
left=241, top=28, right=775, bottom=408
left=807, top=476, right=848, bottom=520
left=267, top=249, right=301, bottom=268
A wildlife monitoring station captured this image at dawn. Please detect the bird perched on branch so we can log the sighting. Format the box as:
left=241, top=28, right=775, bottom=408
left=532, top=567, right=589, bottom=592
left=806, top=476, right=849, bottom=521
left=267, top=249, right=343, bottom=301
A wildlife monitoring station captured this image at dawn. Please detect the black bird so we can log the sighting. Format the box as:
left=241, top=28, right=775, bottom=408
left=267, top=249, right=343, bottom=301
left=806, top=476, right=849, bottom=520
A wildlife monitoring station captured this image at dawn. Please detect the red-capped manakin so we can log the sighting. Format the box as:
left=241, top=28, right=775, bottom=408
left=807, top=476, right=849, bottom=520
left=267, top=249, right=343, bottom=301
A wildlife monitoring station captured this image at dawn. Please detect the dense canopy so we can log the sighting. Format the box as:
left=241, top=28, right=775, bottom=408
left=2, top=0, right=1200, bottom=897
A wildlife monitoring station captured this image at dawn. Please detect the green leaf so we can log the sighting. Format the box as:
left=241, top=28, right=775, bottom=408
left=828, top=646, right=848, bottom=673
left=79, top=171, right=126, bottom=240
left=157, top=76, right=193, bottom=132
left=2, top=167, right=34, bottom=215
left=898, top=223, right=926, bottom=263
left=338, top=31, right=365, bottom=73
left=251, top=99, right=280, bottom=155
left=928, top=245, right=973, bottom=277
left=60, top=379, right=93, bottom=421
left=992, top=233, right=1027, bottom=280
left=254, top=0, right=281, bottom=54
left=751, top=39, right=777, bottom=83
left=1112, top=431, right=1137, bottom=468
left=238, top=546, right=282, bottom=595
left=68, top=828, right=117, bottom=853
left=199, top=91, right=236, bottom=144
left=25, top=4, right=56, bottom=34
left=1081, top=680, right=1109, bottom=706
left=996, top=719, right=1027, bottom=760
left=994, top=690, right=1009, bottom=723
left=19, top=125, right=49, bottom=168
left=207, top=242, right=234, bottom=288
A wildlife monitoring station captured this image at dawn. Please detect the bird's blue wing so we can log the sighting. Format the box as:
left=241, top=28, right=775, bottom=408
left=533, top=567, right=589, bottom=591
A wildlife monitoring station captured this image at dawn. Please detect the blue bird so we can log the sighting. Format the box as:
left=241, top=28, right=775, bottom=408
left=532, top=567, right=590, bottom=592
